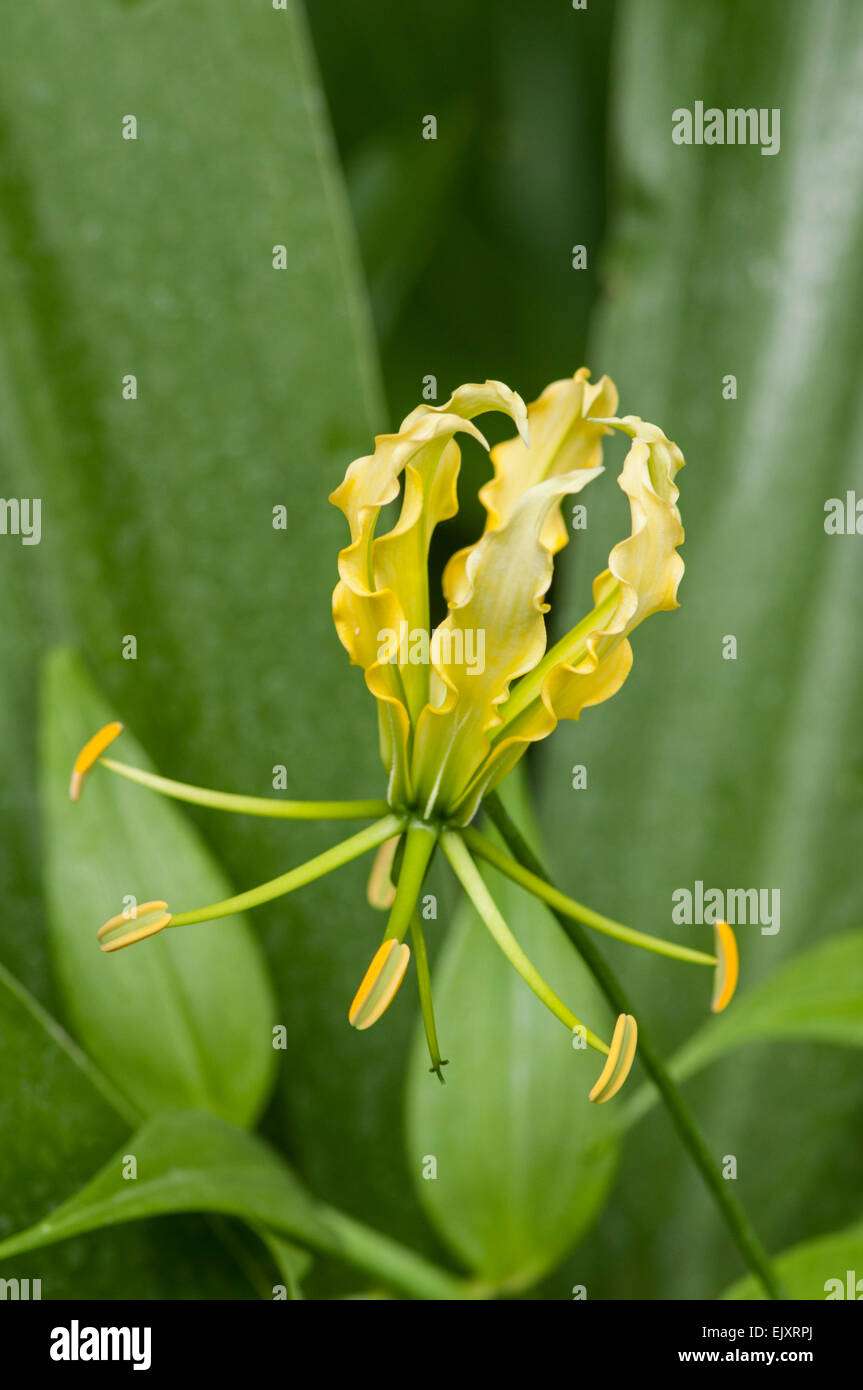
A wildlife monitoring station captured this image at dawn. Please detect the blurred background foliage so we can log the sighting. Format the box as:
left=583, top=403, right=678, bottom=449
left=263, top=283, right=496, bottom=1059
left=0, top=0, right=861, bottom=1299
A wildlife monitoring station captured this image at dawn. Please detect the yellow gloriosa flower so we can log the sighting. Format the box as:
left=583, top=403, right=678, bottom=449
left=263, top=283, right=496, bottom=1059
left=330, top=369, right=684, bottom=824
left=71, top=368, right=735, bottom=1104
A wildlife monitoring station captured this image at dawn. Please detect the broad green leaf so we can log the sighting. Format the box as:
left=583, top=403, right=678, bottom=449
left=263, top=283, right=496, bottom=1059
left=0, top=959, right=134, bottom=1218
left=623, top=931, right=863, bottom=1128
left=539, top=0, right=863, bottom=1298
left=722, top=1222, right=863, bottom=1300
left=40, top=647, right=277, bottom=1127
left=405, top=773, right=618, bottom=1290
left=0, top=0, right=434, bottom=1245
left=0, top=1110, right=470, bottom=1303
left=0, top=961, right=257, bottom=1299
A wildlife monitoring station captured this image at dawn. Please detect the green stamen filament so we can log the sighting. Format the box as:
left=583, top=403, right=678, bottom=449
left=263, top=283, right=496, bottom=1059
left=100, top=757, right=390, bottom=821
left=463, top=828, right=716, bottom=967
left=441, top=831, right=608, bottom=1055
left=169, top=813, right=405, bottom=927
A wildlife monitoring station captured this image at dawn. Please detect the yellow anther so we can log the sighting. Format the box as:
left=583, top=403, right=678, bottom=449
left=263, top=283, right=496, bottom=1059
left=349, top=938, right=410, bottom=1030
left=366, top=835, right=400, bottom=910
left=98, top=900, right=172, bottom=952
left=589, top=1012, right=638, bottom=1104
left=711, top=920, right=739, bottom=1013
left=69, top=722, right=124, bottom=802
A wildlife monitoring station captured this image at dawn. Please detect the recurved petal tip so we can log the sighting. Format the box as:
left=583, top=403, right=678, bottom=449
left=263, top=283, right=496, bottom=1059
left=98, top=900, right=171, bottom=952
left=349, top=938, right=410, bottom=1030
left=69, top=721, right=124, bottom=801
left=589, top=1012, right=638, bottom=1104
left=711, top=920, right=739, bottom=1013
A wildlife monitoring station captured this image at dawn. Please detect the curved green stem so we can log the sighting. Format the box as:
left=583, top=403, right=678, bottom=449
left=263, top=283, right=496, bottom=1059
left=441, top=831, right=608, bottom=1054
left=410, top=912, right=447, bottom=1082
left=463, top=826, right=715, bottom=966
left=483, top=791, right=789, bottom=1302
left=100, top=757, right=389, bottom=820
left=170, top=814, right=405, bottom=927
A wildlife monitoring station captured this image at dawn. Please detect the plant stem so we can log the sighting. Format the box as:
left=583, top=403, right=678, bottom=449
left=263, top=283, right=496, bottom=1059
left=100, top=757, right=390, bottom=820
left=483, top=790, right=789, bottom=1301
left=382, top=819, right=438, bottom=942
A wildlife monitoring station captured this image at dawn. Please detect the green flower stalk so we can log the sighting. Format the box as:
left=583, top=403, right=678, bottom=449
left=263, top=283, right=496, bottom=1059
left=70, top=368, right=738, bottom=1105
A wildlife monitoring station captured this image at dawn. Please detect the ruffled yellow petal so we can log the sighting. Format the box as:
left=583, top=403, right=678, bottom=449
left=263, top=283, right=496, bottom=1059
left=411, top=463, right=603, bottom=820
left=400, top=380, right=529, bottom=443
left=330, top=382, right=527, bottom=805
left=443, top=368, right=618, bottom=607
left=476, top=417, right=684, bottom=799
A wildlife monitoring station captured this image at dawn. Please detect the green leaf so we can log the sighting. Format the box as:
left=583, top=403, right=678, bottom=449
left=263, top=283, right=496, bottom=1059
left=0, top=961, right=257, bottom=1298
left=721, top=1222, right=863, bottom=1300
left=539, top=0, right=863, bottom=1298
left=683, top=930, right=863, bottom=1061
left=256, top=1229, right=313, bottom=1300
left=405, top=774, right=618, bottom=1290
left=0, top=959, right=134, bottom=1224
left=0, top=1110, right=324, bottom=1259
left=0, top=0, right=434, bottom=1244
left=40, top=647, right=277, bottom=1127
left=0, top=1109, right=471, bottom=1302
left=623, top=930, right=863, bottom=1128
